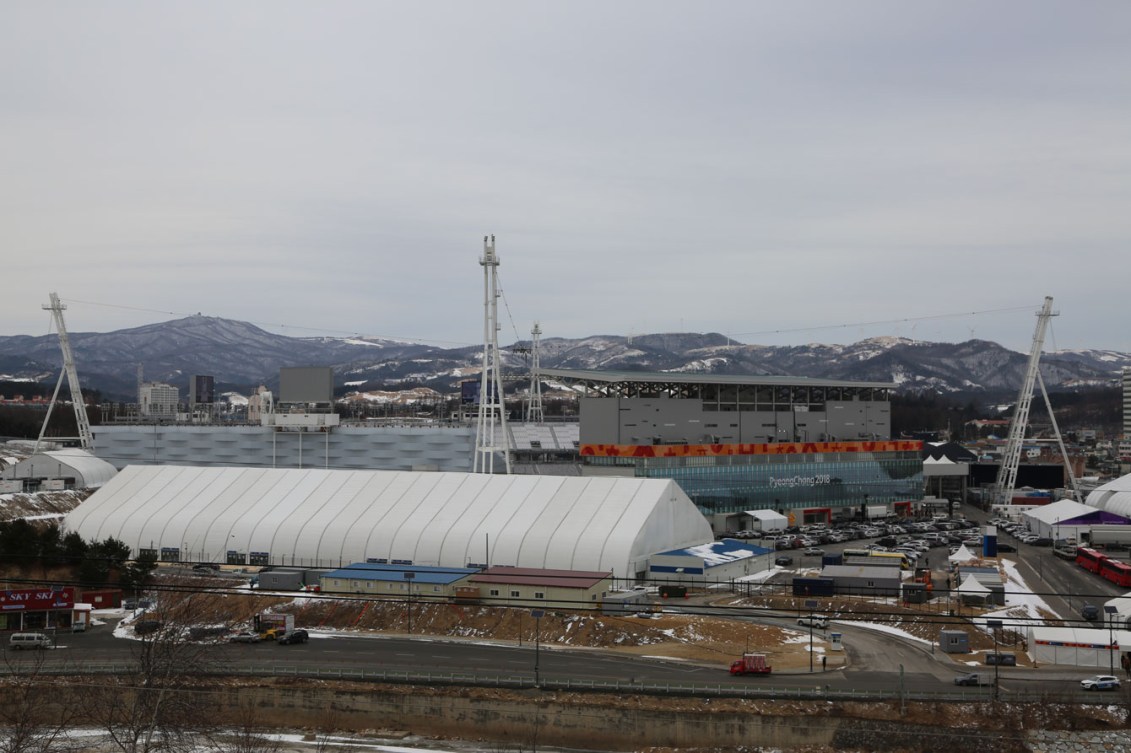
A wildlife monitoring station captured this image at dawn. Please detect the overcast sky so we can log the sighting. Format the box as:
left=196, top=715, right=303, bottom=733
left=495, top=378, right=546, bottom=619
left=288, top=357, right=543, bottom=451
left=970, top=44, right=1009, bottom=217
left=3, top=2, right=1128, bottom=353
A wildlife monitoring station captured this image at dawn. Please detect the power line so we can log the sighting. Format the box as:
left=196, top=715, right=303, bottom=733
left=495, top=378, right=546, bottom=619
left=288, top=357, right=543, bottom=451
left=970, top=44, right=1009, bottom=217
left=727, top=305, right=1038, bottom=340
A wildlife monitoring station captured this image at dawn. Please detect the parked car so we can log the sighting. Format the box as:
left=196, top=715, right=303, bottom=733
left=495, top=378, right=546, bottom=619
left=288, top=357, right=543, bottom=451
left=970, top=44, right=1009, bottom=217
left=774, top=555, right=794, bottom=567
left=1081, top=675, right=1121, bottom=690
left=1082, top=604, right=1100, bottom=621
left=229, top=631, right=261, bottom=644
left=277, top=629, right=309, bottom=645
left=133, top=620, right=164, bottom=636
left=984, top=653, right=1017, bottom=666
left=995, top=543, right=1017, bottom=553
left=953, top=672, right=991, bottom=686
left=797, top=615, right=829, bottom=629
left=803, top=547, right=825, bottom=557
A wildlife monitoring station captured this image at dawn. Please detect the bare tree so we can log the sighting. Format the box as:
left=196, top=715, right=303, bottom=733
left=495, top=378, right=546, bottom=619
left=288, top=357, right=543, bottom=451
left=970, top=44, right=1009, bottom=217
left=79, top=584, right=228, bottom=753
left=0, top=645, right=79, bottom=753
left=203, top=701, right=283, bottom=753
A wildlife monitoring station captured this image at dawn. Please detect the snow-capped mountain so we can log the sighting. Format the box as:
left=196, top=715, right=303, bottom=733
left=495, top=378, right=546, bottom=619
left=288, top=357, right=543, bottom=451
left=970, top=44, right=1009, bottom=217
left=0, top=316, right=1125, bottom=401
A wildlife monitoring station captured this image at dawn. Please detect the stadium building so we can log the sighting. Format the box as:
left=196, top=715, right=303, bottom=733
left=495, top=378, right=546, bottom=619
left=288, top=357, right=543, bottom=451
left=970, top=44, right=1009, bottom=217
left=542, top=368, right=924, bottom=527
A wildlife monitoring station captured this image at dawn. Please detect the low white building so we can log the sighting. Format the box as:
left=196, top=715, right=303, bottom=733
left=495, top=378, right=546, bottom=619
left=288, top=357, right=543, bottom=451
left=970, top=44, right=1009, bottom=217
left=648, top=539, right=774, bottom=585
left=1027, top=626, right=1131, bottom=669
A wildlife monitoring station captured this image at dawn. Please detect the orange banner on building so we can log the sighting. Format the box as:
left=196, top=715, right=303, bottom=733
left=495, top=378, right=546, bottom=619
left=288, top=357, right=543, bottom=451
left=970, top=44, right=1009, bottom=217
left=579, top=440, right=922, bottom=458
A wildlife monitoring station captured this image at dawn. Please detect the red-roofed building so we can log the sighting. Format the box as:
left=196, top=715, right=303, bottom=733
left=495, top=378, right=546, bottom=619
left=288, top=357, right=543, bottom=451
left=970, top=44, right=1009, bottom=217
left=463, top=567, right=613, bottom=610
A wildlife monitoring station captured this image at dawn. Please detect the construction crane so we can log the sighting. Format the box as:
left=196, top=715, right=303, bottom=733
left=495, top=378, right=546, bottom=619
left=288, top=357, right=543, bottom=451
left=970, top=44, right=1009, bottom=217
left=993, top=297, right=1059, bottom=507
left=34, top=292, right=94, bottom=452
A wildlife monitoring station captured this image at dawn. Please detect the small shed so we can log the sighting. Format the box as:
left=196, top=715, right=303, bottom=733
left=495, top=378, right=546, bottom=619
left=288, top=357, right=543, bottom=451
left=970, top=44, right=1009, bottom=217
left=939, top=629, right=969, bottom=654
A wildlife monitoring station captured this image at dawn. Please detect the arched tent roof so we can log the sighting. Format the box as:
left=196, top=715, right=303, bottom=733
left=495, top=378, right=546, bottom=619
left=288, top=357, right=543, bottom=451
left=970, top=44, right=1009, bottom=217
left=1086, top=474, right=1131, bottom=519
left=6, top=449, right=118, bottom=489
left=62, top=466, right=713, bottom=578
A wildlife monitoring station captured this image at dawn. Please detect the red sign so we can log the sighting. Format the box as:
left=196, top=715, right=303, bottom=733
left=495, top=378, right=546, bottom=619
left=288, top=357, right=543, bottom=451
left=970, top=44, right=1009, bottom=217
left=0, top=587, right=75, bottom=611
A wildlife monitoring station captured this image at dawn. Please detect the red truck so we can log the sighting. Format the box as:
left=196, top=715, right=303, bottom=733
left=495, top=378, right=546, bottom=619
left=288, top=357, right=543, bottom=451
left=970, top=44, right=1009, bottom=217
left=729, top=653, right=772, bottom=676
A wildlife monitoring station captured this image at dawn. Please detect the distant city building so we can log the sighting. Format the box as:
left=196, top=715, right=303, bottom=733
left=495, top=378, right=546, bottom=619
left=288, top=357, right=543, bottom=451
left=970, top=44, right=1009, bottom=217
left=189, top=375, right=215, bottom=406
left=139, top=382, right=178, bottom=417
left=1123, top=367, right=1130, bottom=440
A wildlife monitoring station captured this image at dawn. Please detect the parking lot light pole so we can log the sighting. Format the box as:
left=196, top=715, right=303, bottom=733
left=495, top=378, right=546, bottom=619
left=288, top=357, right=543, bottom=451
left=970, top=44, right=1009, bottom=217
left=805, top=599, right=818, bottom=673
left=987, top=619, right=1002, bottom=701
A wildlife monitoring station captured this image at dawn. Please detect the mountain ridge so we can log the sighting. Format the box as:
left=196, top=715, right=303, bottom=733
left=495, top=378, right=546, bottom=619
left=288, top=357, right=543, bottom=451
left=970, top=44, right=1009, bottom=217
left=0, top=315, right=1126, bottom=402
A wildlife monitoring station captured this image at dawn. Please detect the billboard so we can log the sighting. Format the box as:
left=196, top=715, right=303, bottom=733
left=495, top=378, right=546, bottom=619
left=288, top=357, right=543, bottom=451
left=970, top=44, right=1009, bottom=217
left=0, top=586, right=75, bottom=611
left=279, top=367, right=334, bottom=404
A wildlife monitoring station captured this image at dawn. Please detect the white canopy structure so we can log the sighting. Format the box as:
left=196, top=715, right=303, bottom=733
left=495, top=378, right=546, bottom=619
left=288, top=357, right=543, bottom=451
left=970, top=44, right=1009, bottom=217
left=745, top=510, right=787, bottom=531
left=957, top=574, right=991, bottom=595
left=1087, top=474, right=1131, bottom=518
left=62, top=466, right=713, bottom=579
left=1020, top=498, right=1097, bottom=540
left=948, top=544, right=978, bottom=563
left=2, top=448, right=118, bottom=489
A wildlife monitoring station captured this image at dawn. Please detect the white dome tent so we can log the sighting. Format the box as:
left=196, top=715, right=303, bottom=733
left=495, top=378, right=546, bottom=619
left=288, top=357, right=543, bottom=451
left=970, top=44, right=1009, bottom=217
left=1086, top=474, right=1131, bottom=519
left=62, top=465, right=714, bottom=580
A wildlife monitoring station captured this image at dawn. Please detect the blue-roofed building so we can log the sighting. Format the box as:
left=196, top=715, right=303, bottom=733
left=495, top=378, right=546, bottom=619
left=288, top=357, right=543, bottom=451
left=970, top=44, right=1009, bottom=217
left=319, top=562, right=478, bottom=600
left=648, top=539, right=773, bottom=586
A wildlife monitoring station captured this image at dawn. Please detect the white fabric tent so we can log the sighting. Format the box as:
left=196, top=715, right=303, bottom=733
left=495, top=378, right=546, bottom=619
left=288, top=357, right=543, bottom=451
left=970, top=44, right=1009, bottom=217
left=948, top=544, right=978, bottom=563
left=745, top=509, right=787, bottom=531
left=63, top=465, right=714, bottom=579
left=3, top=448, right=118, bottom=489
left=1087, top=474, right=1131, bottom=519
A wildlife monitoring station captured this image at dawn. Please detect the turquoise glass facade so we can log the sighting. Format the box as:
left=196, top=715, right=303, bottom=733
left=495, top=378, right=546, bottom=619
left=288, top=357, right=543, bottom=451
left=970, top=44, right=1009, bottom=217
left=633, top=450, right=923, bottom=519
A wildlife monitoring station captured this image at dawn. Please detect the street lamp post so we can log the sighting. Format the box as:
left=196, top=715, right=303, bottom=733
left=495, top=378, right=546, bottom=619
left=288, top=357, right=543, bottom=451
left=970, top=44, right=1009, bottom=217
left=531, top=609, right=544, bottom=687
left=1105, top=605, right=1119, bottom=676
left=987, top=619, right=1002, bottom=701
left=805, top=599, right=818, bottom=673
left=404, top=572, right=416, bottom=634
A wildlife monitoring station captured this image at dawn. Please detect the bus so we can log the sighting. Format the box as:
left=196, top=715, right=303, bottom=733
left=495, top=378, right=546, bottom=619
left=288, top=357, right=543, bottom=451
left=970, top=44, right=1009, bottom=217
left=1076, top=547, right=1108, bottom=574
left=1100, top=559, right=1131, bottom=588
left=842, top=548, right=910, bottom=570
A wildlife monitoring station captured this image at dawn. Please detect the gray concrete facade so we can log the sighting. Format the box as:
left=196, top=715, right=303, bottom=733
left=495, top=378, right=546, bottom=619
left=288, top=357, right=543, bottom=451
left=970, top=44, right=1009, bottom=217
left=91, top=424, right=476, bottom=472
left=580, top=396, right=891, bottom=446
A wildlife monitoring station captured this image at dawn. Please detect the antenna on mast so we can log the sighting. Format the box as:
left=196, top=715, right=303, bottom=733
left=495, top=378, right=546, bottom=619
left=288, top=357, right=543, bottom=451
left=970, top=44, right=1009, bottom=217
left=473, top=236, right=512, bottom=474
left=525, top=321, right=545, bottom=424
left=35, top=293, right=94, bottom=452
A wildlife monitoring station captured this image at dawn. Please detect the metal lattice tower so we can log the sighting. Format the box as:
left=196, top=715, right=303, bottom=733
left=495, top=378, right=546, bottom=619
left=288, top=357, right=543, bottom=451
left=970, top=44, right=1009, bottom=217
left=35, top=292, right=94, bottom=452
left=994, top=296, right=1056, bottom=507
left=525, top=321, right=545, bottom=424
left=473, top=236, right=512, bottom=474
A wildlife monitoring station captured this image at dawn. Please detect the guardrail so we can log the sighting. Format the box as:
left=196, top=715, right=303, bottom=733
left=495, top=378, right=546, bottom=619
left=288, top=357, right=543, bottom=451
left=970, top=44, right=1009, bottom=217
left=0, top=661, right=1119, bottom=705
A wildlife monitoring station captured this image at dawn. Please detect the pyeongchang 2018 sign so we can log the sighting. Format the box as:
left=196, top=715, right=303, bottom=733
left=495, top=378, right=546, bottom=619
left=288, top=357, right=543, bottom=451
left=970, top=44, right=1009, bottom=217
left=0, top=587, right=75, bottom=611
left=769, top=474, right=832, bottom=489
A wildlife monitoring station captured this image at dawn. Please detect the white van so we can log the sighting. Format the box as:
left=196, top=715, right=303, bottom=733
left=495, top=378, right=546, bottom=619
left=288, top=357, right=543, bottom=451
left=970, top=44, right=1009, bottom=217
left=9, top=632, right=53, bottom=650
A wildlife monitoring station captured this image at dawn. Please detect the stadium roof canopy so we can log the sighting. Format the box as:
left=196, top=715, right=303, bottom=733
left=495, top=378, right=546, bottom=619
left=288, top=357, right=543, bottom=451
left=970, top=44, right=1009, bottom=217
left=539, top=367, right=895, bottom=393
left=63, top=466, right=712, bottom=579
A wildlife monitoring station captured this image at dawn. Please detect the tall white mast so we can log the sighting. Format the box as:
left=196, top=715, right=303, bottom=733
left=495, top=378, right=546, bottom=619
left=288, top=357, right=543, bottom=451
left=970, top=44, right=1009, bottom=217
left=525, top=321, right=545, bottom=424
left=474, top=236, right=511, bottom=474
left=35, top=292, right=94, bottom=452
left=994, top=296, right=1056, bottom=507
